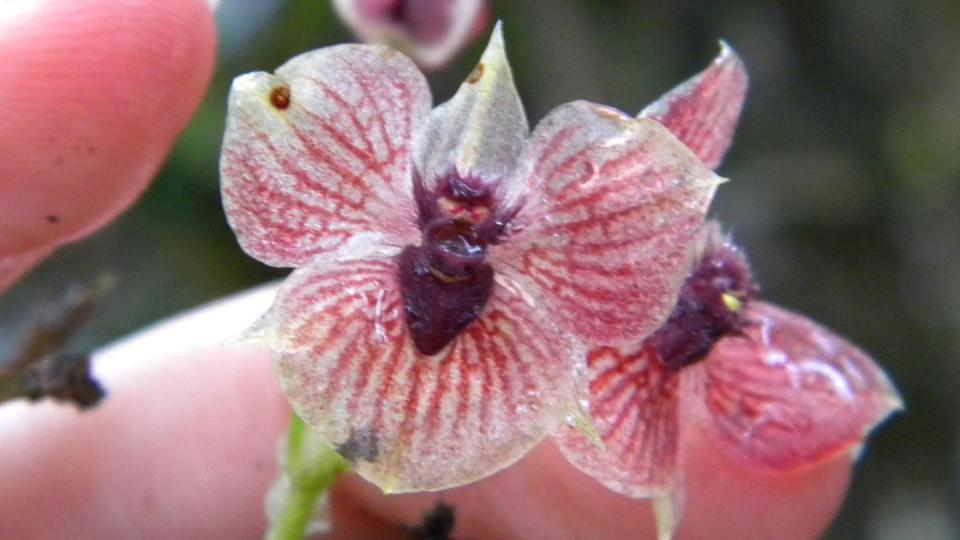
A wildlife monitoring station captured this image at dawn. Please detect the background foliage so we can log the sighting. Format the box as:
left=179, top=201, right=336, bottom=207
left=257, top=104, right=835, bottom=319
left=2, top=1, right=958, bottom=537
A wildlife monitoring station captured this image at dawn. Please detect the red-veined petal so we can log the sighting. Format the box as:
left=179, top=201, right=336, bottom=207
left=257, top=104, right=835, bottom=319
left=495, top=102, right=723, bottom=346
left=556, top=344, right=684, bottom=499
left=220, top=45, right=430, bottom=267
left=254, top=254, right=584, bottom=492
left=333, top=0, right=488, bottom=70
left=695, top=301, right=902, bottom=471
left=413, top=22, right=527, bottom=190
left=639, top=42, right=748, bottom=170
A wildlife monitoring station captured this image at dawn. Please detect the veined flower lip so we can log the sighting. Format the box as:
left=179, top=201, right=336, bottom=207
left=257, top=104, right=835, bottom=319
left=558, top=235, right=903, bottom=539
left=219, top=23, right=722, bottom=492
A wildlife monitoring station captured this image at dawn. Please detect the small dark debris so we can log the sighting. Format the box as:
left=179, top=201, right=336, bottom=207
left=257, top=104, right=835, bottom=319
left=0, top=277, right=112, bottom=409
left=20, top=352, right=104, bottom=408
left=466, top=62, right=484, bottom=84
left=408, top=501, right=456, bottom=540
left=45, top=215, right=60, bottom=224
left=335, top=426, right=379, bottom=462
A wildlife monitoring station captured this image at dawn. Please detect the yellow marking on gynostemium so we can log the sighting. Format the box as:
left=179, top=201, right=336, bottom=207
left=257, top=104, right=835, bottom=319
left=721, top=292, right=742, bottom=313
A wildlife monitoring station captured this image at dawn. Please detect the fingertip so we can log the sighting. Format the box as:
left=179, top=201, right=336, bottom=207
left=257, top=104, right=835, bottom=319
left=0, top=248, right=49, bottom=294
left=677, top=428, right=852, bottom=539
left=330, top=432, right=852, bottom=539
left=329, top=441, right=659, bottom=539
left=0, top=285, right=289, bottom=539
left=0, top=0, right=216, bottom=257
left=0, top=343, right=289, bottom=539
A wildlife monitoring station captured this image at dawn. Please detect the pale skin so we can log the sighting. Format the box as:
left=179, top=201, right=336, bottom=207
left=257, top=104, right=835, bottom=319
left=0, top=1, right=851, bottom=538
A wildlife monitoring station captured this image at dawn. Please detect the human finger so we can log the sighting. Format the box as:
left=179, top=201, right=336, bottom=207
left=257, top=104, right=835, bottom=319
left=0, top=0, right=216, bottom=290
left=0, top=284, right=852, bottom=539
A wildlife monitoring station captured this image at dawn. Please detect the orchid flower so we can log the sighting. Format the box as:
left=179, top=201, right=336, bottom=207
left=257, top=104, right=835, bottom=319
left=556, top=48, right=902, bottom=539
left=332, top=0, right=488, bottom=70
left=219, top=24, right=722, bottom=493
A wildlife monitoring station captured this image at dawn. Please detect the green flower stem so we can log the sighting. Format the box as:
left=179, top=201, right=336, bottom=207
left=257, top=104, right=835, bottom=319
left=265, top=412, right=350, bottom=540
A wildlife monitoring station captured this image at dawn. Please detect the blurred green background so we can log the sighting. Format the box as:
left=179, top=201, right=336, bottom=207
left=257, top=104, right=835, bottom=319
left=2, top=0, right=958, bottom=537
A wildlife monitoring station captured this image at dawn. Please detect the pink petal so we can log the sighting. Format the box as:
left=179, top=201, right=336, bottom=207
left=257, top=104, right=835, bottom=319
left=695, top=301, right=902, bottom=471
left=257, top=254, right=584, bottom=492
left=413, top=23, right=527, bottom=190
left=639, top=42, right=748, bottom=170
left=333, top=0, right=487, bottom=70
left=556, top=344, right=685, bottom=498
left=495, top=102, right=723, bottom=346
left=220, top=45, right=431, bottom=267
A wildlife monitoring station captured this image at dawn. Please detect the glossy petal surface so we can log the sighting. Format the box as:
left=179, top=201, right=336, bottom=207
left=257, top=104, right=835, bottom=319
left=221, top=45, right=430, bottom=267
left=557, top=345, right=684, bottom=498
left=333, top=0, right=487, bottom=69
left=495, top=102, right=722, bottom=346
left=258, top=255, right=583, bottom=492
left=639, top=42, right=748, bottom=169
left=697, top=301, right=902, bottom=471
left=413, top=23, right=527, bottom=190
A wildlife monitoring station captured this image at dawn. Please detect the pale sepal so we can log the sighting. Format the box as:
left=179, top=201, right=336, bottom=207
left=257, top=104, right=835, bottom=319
left=413, top=22, right=528, bottom=191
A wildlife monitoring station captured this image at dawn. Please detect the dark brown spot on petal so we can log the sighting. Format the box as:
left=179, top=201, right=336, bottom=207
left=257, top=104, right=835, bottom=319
left=336, top=426, right=379, bottom=462
left=467, top=62, right=484, bottom=84
left=269, top=85, right=291, bottom=110
left=45, top=215, right=60, bottom=224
